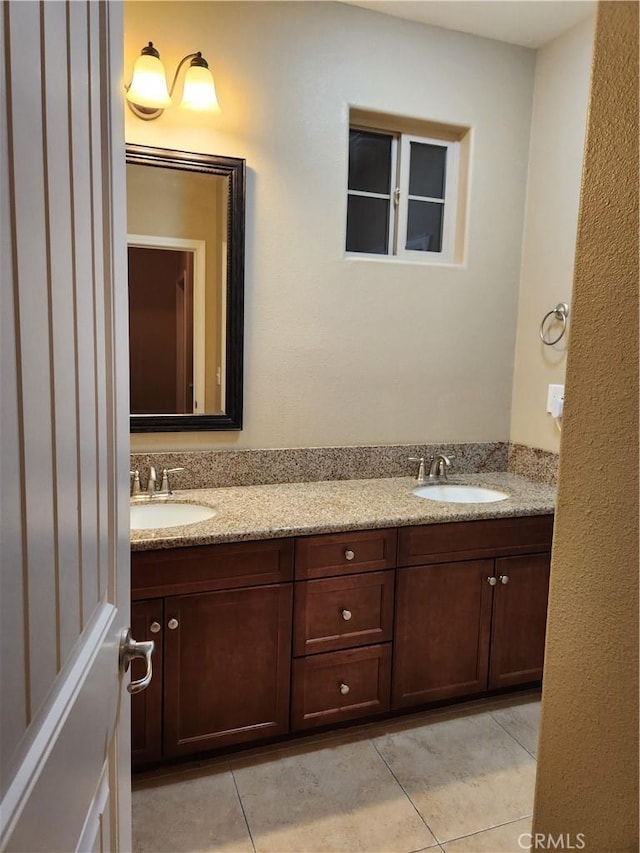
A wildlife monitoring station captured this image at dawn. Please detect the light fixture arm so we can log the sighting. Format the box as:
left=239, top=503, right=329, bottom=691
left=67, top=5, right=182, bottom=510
left=166, top=53, right=201, bottom=99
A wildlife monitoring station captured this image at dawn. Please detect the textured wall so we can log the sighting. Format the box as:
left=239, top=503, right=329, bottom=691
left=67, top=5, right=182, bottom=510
left=532, top=3, right=639, bottom=850
left=124, top=1, right=536, bottom=450
left=510, top=15, right=594, bottom=453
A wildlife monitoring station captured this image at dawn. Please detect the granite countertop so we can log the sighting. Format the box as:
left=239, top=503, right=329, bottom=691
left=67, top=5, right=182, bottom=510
left=130, top=472, right=556, bottom=552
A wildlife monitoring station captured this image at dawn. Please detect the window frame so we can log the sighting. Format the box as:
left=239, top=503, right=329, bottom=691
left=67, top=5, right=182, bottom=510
left=346, top=126, right=460, bottom=264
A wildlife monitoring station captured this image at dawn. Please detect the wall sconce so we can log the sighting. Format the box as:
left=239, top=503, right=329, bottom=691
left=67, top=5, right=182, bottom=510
left=126, top=42, right=220, bottom=120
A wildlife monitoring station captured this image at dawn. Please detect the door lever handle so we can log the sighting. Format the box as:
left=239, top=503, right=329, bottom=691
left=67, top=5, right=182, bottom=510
left=119, top=628, right=155, bottom=694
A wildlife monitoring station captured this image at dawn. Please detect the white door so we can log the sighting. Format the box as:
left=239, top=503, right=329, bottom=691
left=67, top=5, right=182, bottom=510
left=1, top=1, right=133, bottom=850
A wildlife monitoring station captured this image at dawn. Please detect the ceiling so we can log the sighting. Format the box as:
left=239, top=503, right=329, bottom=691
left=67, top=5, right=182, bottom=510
left=340, top=1, right=596, bottom=49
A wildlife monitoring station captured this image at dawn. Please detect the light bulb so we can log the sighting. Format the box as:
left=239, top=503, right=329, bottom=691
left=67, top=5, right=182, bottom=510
left=126, top=44, right=171, bottom=110
left=181, top=64, right=220, bottom=111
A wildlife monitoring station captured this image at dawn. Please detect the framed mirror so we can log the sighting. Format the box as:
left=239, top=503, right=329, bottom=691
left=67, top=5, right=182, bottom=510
left=126, top=144, right=245, bottom=431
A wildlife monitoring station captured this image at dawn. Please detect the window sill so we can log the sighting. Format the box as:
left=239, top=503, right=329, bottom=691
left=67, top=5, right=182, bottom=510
left=344, top=252, right=465, bottom=270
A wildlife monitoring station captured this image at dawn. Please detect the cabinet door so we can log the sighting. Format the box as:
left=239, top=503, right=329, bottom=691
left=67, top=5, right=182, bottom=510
left=489, top=553, right=551, bottom=689
left=392, top=560, right=494, bottom=709
left=131, top=599, right=163, bottom=768
left=163, top=584, right=292, bottom=757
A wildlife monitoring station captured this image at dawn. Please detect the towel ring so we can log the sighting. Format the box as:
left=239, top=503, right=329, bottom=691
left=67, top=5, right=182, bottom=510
left=540, top=303, right=569, bottom=346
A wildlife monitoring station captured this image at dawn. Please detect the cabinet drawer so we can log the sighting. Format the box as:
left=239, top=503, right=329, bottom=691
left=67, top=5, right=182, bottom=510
left=132, top=538, right=294, bottom=599
left=293, top=570, right=395, bottom=656
left=291, top=644, right=391, bottom=731
left=398, top=515, right=554, bottom=566
left=295, top=528, right=397, bottom=580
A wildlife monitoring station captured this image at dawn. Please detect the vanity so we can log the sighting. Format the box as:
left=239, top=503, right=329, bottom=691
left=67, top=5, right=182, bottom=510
left=129, top=473, right=554, bottom=769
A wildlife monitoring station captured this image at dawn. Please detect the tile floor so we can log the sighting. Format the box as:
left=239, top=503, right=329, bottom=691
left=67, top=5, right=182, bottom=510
left=132, top=692, right=541, bottom=853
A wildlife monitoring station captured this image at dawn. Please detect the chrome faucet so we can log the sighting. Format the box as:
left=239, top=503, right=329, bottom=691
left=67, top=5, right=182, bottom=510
left=429, top=453, right=454, bottom=480
left=130, top=465, right=187, bottom=500
left=146, top=465, right=158, bottom=495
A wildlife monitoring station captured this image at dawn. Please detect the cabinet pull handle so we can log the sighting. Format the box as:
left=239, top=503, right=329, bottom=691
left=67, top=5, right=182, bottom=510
left=167, top=618, right=179, bottom=630
left=341, top=608, right=352, bottom=621
left=339, top=682, right=350, bottom=695
left=344, top=549, right=355, bottom=561
left=499, top=575, right=509, bottom=585
left=487, top=576, right=497, bottom=586
left=149, top=621, right=161, bottom=634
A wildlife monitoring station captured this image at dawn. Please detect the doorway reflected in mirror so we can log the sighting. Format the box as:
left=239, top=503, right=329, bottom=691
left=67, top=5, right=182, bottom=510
left=125, top=144, right=245, bottom=432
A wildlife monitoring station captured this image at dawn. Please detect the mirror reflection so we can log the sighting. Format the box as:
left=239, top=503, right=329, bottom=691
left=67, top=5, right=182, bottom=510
left=127, top=164, right=228, bottom=415
left=126, top=145, right=245, bottom=432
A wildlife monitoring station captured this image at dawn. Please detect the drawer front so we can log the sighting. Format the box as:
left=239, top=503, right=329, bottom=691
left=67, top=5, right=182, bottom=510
left=132, top=538, right=294, bottom=599
left=295, top=528, right=397, bottom=580
left=291, top=644, right=391, bottom=731
left=398, top=515, right=554, bottom=566
left=293, top=570, right=395, bottom=656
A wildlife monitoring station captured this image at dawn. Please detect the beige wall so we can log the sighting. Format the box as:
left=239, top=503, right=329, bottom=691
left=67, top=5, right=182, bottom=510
left=532, top=3, right=639, bottom=850
left=124, top=1, right=537, bottom=450
left=510, top=16, right=594, bottom=453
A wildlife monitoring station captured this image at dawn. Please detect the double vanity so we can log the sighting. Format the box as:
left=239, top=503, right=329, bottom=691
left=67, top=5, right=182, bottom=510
left=129, top=472, right=555, bottom=769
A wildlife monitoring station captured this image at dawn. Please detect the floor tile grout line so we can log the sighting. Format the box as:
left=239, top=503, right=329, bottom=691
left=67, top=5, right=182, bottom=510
left=367, top=738, right=441, bottom=848
left=230, top=768, right=257, bottom=853
left=489, top=712, right=539, bottom=761
left=440, top=812, right=534, bottom=845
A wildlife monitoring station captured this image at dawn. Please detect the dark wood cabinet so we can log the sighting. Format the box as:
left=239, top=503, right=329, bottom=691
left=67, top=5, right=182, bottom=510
left=392, top=560, right=494, bottom=708
left=392, top=518, right=553, bottom=712
left=489, top=553, right=551, bottom=689
left=131, top=514, right=553, bottom=767
left=131, top=540, right=294, bottom=768
left=163, top=584, right=292, bottom=758
left=131, top=599, right=163, bottom=766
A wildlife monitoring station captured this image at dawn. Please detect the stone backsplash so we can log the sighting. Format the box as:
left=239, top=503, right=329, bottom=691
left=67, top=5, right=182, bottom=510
left=130, top=442, right=509, bottom=491
left=130, top=441, right=558, bottom=491
left=507, top=443, right=559, bottom=486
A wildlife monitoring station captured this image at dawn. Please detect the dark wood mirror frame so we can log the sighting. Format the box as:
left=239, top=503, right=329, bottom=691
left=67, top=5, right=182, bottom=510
left=126, top=143, right=245, bottom=432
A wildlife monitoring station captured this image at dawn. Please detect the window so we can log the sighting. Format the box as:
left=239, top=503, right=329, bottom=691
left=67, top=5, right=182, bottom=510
left=346, top=127, right=460, bottom=262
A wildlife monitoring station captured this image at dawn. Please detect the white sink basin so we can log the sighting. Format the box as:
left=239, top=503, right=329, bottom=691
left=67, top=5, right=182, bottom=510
left=413, top=485, right=509, bottom=504
left=130, top=502, right=217, bottom=531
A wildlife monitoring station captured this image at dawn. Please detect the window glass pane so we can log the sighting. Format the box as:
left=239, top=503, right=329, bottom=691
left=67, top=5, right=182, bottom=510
left=406, top=200, right=443, bottom=253
left=346, top=195, right=389, bottom=254
left=409, top=142, right=446, bottom=199
left=348, top=130, right=392, bottom=194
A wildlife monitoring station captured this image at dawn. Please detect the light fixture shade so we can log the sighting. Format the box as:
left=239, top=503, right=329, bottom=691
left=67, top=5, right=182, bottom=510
left=126, top=52, right=171, bottom=109
left=180, top=64, right=220, bottom=111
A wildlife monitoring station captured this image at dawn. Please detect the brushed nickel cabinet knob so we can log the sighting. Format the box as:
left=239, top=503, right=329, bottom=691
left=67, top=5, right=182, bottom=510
left=149, top=621, right=161, bottom=634
left=167, top=618, right=179, bottom=630
left=500, top=575, right=510, bottom=585
left=344, top=549, right=355, bottom=561
left=339, top=683, right=350, bottom=695
left=487, top=576, right=497, bottom=586
left=341, top=609, right=352, bottom=621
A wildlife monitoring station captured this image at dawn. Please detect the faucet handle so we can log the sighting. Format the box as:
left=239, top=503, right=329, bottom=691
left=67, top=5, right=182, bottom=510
left=130, top=469, right=142, bottom=497
left=408, top=456, right=427, bottom=485
left=159, top=467, right=185, bottom=496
